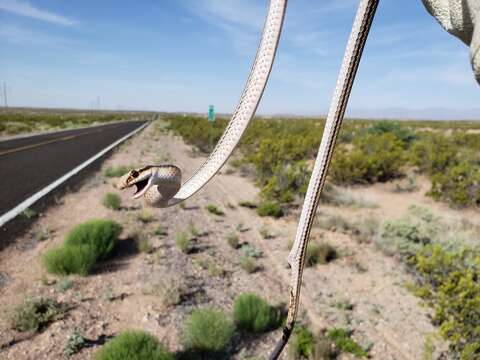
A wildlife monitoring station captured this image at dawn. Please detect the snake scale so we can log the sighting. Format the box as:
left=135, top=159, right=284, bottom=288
left=118, top=1, right=379, bottom=358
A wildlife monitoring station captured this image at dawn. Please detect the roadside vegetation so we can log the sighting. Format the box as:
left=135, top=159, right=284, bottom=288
left=42, top=219, right=122, bottom=276
left=10, top=297, right=66, bottom=333
left=0, top=110, right=142, bottom=136
left=94, top=330, right=172, bottom=360
left=289, top=325, right=369, bottom=359
left=166, top=115, right=480, bottom=209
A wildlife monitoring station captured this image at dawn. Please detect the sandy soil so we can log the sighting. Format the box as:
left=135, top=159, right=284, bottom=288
left=1, top=120, right=467, bottom=359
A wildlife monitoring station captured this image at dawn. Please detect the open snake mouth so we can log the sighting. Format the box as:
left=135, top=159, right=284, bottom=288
left=133, top=178, right=149, bottom=196
left=130, top=174, right=154, bottom=199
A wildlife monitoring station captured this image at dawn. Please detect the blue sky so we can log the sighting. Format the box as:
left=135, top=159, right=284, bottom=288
left=0, top=0, right=478, bottom=119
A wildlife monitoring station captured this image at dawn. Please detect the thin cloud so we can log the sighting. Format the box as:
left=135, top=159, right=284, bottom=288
left=0, top=0, right=77, bottom=26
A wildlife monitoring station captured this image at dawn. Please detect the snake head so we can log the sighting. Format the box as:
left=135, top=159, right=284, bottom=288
left=117, top=165, right=182, bottom=206
left=117, top=166, right=156, bottom=199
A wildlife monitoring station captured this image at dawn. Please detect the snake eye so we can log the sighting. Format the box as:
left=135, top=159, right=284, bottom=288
left=131, top=170, right=139, bottom=178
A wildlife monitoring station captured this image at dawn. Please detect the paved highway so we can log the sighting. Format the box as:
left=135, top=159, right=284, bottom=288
left=0, top=121, right=147, bottom=219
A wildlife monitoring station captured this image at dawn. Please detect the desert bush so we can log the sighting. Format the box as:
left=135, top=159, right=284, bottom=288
left=289, top=326, right=338, bottom=360
left=327, top=328, right=368, bottom=357
left=43, top=220, right=122, bottom=275
left=411, top=245, right=480, bottom=358
left=102, top=193, right=122, bottom=210
left=64, top=220, right=121, bottom=259
left=142, top=275, right=184, bottom=307
left=376, top=205, right=439, bottom=258
left=241, top=244, right=262, bottom=258
left=175, top=232, right=194, bottom=254
left=64, top=329, right=87, bottom=357
left=289, top=325, right=316, bottom=359
left=95, top=330, right=172, bottom=360
left=364, top=120, right=417, bottom=145
left=183, top=308, right=234, bottom=353
left=226, top=233, right=240, bottom=249
left=43, top=245, right=98, bottom=276
left=330, top=133, right=406, bottom=185
left=409, top=132, right=457, bottom=174
left=240, top=256, right=257, bottom=273
left=104, top=165, right=129, bottom=178
left=233, top=293, right=281, bottom=333
left=256, top=201, right=284, bottom=218
left=206, top=204, right=224, bottom=216
left=428, top=154, right=480, bottom=207
left=11, top=298, right=65, bottom=332
left=306, top=242, right=338, bottom=267
left=137, top=210, right=154, bottom=223
left=154, top=226, right=168, bottom=237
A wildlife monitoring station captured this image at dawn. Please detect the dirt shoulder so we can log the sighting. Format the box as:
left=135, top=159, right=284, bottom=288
left=0, top=121, right=452, bottom=359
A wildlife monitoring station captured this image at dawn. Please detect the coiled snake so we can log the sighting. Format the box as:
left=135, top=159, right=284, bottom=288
left=118, top=1, right=379, bottom=358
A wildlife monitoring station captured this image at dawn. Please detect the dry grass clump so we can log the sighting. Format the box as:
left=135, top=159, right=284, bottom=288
left=102, top=193, right=122, bottom=210
left=10, top=297, right=66, bottom=333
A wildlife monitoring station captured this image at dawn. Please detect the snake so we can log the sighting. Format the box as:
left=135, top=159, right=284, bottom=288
left=117, top=0, right=379, bottom=359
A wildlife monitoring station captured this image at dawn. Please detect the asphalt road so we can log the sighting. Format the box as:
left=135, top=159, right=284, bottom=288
left=0, top=121, right=147, bottom=218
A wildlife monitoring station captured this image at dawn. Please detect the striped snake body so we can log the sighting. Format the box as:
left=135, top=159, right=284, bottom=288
left=118, top=1, right=379, bottom=358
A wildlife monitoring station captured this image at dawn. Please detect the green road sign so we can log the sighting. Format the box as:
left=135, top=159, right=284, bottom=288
left=208, top=105, right=215, bottom=122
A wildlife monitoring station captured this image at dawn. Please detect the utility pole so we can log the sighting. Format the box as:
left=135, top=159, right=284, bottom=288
left=3, top=82, right=7, bottom=108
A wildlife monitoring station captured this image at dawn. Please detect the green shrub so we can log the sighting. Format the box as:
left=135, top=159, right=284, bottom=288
left=102, top=193, right=122, bottom=210
left=43, top=220, right=122, bottom=275
left=11, top=298, right=64, bottom=332
left=154, top=226, right=168, bottom=237
left=206, top=204, right=224, bottom=216
left=233, top=293, right=280, bottom=333
left=331, top=133, right=406, bottom=185
left=411, top=245, right=480, bottom=358
left=289, top=326, right=340, bottom=360
left=376, top=205, right=439, bottom=258
left=240, top=256, right=257, bottom=273
left=226, top=233, right=240, bottom=249
left=43, top=244, right=98, bottom=276
left=365, top=121, right=417, bottom=145
left=64, top=329, right=87, bottom=357
left=241, top=244, right=262, bottom=258
left=176, top=232, right=193, bottom=254
left=64, top=220, right=122, bottom=259
left=429, top=155, right=480, bottom=207
left=183, top=308, right=234, bottom=353
left=104, top=165, right=129, bottom=178
left=306, top=242, right=338, bottom=267
left=95, top=330, right=172, bottom=360
left=289, top=325, right=315, bottom=359
left=256, top=201, right=284, bottom=218
left=327, top=328, right=368, bottom=357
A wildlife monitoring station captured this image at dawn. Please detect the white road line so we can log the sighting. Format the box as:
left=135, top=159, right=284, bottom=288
left=0, top=122, right=149, bottom=228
